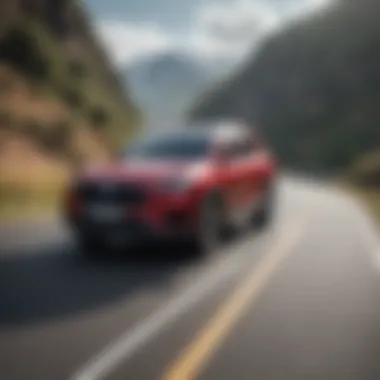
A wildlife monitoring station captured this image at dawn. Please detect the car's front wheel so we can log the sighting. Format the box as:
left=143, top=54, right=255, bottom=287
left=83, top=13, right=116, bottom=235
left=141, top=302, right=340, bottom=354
left=191, top=195, right=224, bottom=256
left=252, top=182, right=275, bottom=229
left=77, top=234, right=106, bottom=260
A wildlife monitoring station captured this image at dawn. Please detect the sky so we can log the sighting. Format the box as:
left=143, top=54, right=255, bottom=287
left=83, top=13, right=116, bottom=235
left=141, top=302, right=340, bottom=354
left=86, top=0, right=333, bottom=69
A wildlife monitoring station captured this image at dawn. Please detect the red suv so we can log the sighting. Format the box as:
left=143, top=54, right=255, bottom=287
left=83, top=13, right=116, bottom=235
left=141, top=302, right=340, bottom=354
left=64, top=120, right=277, bottom=258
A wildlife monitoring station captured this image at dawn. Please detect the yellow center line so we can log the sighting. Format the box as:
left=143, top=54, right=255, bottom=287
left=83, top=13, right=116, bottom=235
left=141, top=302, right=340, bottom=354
left=162, top=214, right=311, bottom=380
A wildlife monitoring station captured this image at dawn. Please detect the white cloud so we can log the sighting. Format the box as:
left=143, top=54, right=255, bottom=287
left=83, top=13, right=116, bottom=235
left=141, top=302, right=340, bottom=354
left=188, top=0, right=280, bottom=62
left=95, top=1, right=281, bottom=67
left=197, top=0, right=279, bottom=40
left=96, top=0, right=334, bottom=67
left=282, top=0, right=333, bottom=20
left=96, top=21, right=174, bottom=66
left=304, top=0, right=333, bottom=11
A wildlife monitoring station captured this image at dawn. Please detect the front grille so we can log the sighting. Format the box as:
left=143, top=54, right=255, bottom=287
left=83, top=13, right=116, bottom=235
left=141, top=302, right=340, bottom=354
left=77, top=181, right=146, bottom=205
left=123, top=218, right=152, bottom=235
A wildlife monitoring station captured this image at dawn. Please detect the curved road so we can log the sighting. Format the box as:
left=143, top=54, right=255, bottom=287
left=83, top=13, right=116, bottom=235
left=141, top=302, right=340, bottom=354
left=1, top=177, right=380, bottom=380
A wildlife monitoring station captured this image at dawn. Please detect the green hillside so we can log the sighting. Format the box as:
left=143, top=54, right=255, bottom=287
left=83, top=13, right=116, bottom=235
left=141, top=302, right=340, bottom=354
left=191, top=0, right=380, bottom=176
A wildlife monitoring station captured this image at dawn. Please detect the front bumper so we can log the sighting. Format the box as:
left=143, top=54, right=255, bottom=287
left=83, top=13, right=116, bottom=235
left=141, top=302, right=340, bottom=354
left=70, top=209, right=195, bottom=248
left=65, top=186, right=201, bottom=247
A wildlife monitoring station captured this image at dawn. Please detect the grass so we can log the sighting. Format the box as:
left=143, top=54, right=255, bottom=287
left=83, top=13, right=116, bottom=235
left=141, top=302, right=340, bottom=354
left=0, top=199, right=58, bottom=223
left=0, top=190, right=63, bottom=223
left=347, top=186, right=380, bottom=225
left=341, top=151, right=380, bottom=226
left=0, top=146, right=69, bottom=224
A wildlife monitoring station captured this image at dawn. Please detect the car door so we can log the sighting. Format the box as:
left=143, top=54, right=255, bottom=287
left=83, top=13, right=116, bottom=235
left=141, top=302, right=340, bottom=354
left=220, top=136, right=255, bottom=222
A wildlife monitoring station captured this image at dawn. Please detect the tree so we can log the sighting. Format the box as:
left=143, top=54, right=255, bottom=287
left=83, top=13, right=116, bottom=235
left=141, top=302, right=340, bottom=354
left=88, top=106, right=110, bottom=130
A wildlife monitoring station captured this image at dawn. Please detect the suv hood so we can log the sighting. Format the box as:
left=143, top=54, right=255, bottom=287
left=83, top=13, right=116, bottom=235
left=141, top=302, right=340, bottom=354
left=81, top=159, right=209, bottom=184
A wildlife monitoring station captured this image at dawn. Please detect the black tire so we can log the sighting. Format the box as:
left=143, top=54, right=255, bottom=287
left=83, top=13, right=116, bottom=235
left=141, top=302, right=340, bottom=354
left=77, top=235, right=106, bottom=260
left=190, top=194, right=224, bottom=256
left=252, top=183, right=275, bottom=229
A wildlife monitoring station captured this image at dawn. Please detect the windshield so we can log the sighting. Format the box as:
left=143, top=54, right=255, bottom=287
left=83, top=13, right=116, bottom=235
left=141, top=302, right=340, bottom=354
left=125, top=134, right=210, bottom=160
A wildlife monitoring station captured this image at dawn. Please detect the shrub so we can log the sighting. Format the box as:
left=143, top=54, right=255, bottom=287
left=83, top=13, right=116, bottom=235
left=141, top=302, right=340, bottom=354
left=38, top=130, right=62, bottom=154
left=53, top=119, right=72, bottom=134
left=51, top=120, right=72, bottom=146
left=30, top=121, right=49, bottom=145
left=0, top=27, right=50, bottom=81
left=67, top=60, right=87, bottom=80
left=0, top=109, right=12, bottom=128
left=60, top=87, right=84, bottom=109
left=88, top=106, right=110, bottom=130
left=348, top=151, right=380, bottom=188
left=37, top=120, right=73, bottom=155
left=19, top=119, right=44, bottom=138
left=0, top=76, right=13, bottom=94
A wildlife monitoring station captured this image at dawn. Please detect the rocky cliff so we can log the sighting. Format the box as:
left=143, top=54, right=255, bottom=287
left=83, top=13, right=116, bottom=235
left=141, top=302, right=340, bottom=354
left=0, top=0, right=140, bottom=208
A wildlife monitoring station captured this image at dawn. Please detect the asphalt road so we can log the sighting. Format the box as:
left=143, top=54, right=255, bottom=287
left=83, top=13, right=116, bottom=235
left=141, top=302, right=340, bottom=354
left=1, top=176, right=380, bottom=380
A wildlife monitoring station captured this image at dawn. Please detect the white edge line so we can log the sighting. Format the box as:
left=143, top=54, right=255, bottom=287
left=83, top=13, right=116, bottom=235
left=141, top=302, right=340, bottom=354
left=70, top=215, right=308, bottom=380
left=71, top=250, right=244, bottom=380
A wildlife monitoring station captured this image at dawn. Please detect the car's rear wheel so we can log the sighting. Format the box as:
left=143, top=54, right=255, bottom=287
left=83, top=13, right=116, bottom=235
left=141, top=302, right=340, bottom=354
left=77, top=235, right=106, bottom=260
